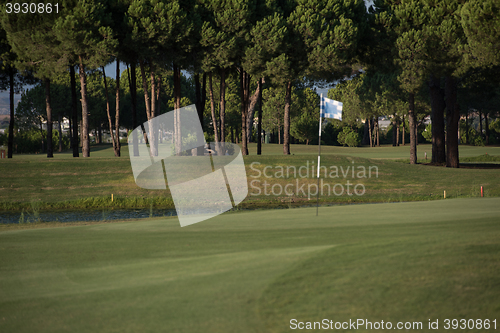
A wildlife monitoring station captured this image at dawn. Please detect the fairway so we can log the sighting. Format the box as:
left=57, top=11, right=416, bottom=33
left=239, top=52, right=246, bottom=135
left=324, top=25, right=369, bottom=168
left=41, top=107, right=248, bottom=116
left=1, top=198, right=499, bottom=332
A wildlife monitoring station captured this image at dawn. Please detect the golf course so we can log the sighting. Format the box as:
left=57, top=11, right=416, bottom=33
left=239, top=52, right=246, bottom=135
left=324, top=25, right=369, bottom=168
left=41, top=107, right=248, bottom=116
left=1, top=143, right=499, bottom=332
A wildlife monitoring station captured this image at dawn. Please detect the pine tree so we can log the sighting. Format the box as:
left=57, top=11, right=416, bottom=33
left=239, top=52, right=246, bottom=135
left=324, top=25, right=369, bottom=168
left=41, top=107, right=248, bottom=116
left=201, top=0, right=255, bottom=149
left=396, top=28, right=427, bottom=164
left=291, top=87, right=320, bottom=145
left=424, top=0, right=469, bottom=168
left=243, top=10, right=287, bottom=154
left=126, top=0, right=192, bottom=156
left=279, top=0, right=367, bottom=155
left=53, top=0, right=117, bottom=157
left=1, top=9, right=61, bottom=158
left=461, top=0, right=500, bottom=67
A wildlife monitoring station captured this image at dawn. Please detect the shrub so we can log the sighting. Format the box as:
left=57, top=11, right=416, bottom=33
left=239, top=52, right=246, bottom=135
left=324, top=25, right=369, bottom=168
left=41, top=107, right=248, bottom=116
left=9, top=129, right=70, bottom=154
left=337, top=127, right=361, bottom=147
left=422, top=123, right=432, bottom=143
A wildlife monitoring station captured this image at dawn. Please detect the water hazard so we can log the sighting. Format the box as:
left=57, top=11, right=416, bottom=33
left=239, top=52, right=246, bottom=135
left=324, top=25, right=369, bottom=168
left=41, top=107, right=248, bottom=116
left=0, top=208, right=178, bottom=224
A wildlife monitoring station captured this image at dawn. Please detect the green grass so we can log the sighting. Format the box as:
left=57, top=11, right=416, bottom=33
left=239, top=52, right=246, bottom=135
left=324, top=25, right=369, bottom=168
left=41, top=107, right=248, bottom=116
left=0, top=198, right=499, bottom=332
left=246, top=142, right=500, bottom=159
left=461, top=154, right=500, bottom=162
left=1, top=143, right=499, bottom=212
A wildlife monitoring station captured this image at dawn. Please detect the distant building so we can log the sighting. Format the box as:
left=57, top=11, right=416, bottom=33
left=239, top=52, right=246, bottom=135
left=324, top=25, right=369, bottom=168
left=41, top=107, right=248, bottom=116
left=41, top=117, right=70, bottom=132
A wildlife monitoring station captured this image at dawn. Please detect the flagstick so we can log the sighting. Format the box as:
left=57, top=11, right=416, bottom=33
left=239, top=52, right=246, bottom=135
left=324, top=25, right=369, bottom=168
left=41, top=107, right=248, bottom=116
left=316, top=94, right=323, bottom=216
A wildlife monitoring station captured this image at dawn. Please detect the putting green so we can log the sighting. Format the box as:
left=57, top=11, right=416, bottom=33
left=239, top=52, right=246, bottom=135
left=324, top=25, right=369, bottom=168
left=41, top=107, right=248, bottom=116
left=0, top=198, right=499, bottom=332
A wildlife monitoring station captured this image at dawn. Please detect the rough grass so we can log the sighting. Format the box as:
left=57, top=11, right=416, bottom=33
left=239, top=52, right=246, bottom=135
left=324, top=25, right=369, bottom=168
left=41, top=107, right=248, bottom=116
left=0, top=198, right=499, bottom=332
left=1, top=143, right=500, bottom=213
left=461, top=154, right=500, bottom=162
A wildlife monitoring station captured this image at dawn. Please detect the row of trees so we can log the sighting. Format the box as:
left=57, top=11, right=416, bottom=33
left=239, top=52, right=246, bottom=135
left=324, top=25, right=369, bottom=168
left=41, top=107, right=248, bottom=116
left=328, top=0, right=500, bottom=167
left=8, top=70, right=325, bottom=153
left=1, top=0, right=499, bottom=168
left=0, top=0, right=367, bottom=159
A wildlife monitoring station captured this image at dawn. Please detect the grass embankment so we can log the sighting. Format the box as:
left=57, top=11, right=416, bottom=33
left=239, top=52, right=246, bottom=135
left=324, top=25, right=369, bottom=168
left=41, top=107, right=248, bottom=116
left=0, top=198, right=499, bottom=332
left=1, top=143, right=499, bottom=213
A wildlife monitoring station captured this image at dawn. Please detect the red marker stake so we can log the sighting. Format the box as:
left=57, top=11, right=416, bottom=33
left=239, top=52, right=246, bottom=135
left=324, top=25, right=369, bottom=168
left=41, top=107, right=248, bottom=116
left=481, top=186, right=483, bottom=197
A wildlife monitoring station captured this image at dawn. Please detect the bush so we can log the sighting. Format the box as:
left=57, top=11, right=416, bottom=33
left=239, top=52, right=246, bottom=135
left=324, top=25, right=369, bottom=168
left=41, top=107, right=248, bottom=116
left=9, top=129, right=70, bottom=154
left=422, top=123, right=432, bottom=143
left=459, top=122, right=484, bottom=146
left=322, top=121, right=342, bottom=146
left=337, top=127, right=361, bottom=147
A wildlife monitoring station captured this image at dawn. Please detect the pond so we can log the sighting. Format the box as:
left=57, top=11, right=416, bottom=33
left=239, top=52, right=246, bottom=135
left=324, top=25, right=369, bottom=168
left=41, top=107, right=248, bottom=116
left=0, top=202, right=384, bottom=224
left=0, top=208, right=178, bottom=224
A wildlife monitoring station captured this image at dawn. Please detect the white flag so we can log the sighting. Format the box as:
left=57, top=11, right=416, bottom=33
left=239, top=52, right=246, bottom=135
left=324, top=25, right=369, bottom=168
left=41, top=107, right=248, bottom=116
left=320, top=97, right=342, bottom=120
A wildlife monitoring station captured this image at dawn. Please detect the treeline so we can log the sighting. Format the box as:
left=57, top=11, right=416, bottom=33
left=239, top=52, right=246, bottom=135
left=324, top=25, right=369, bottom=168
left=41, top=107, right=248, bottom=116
left=0, top=0, right=499, bottom=167
left=328, top=0, right=500, bottom=167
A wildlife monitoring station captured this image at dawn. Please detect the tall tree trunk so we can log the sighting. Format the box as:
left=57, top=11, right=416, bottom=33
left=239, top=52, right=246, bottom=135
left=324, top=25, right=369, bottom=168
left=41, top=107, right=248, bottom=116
left=68, top=115, right=72, bottom=148
left=257, top=78, right=263, bottom=155
left=194, top=72, right=206, bottom=126
left=362, top=119, right=369, bottom=145
left=80, top=120, right=83, bottom=150
left=97, top=124, right=102, bottom=144
left=149, top=62, right=158, bottom=156
left=194, top=72, right=206, bottom=156
left=283, top=81, right=292, bottom=155
left=396, top=118, right=400, bottom=146
left=40, top=120, right=45, bottom=153
left=402, top=115, right=405, bottom=146
left=70, top=66, right=79, bottom=157
left=375, top=118, right=380, bottom=146
left=240, top=69, right=249, bottom=156
left=58, top=114, right=63, bottom=152
left=139, top=60, right=151, bottom=119
left=7, top=68, right=14, bottom=158
left=485, top=112, right=489, bottom=145
left=114, top=59, right=121, bottom=157
left=445, top=76, right=460, bottom=168
left=208, top=72, right=220, bottom=148
left=429, top=75, right=445, bottom=164
left=102, top=66, right=116, bottom=153
left=156, top=75, right=161, bottom=113
left=139, top=59, right=156, bottom=156
left=79, top=56, right=90, bottom=157
left=195, top=72, right=201, bottom=127
left=478, top=110, right=483, bottom=140
left=127, top=62, right=139, bottom=156
left=368, top=119, right=373, bottom=147
left=219, top=68, right=226, bottom=143
left=173, top=64, right=181, bottom=110
left=173, top=64, right=182, bottom=155
left=246, top=79, right=262, bottom=144
left=409, top=93, right=417, bottom=164
left=392, top=116, right=397, bottom=146
left=465, top=107, right=469, bottom=144
left=45, top=78, right=53, bottom=158
left=240, top=69, right=247, bottom=155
